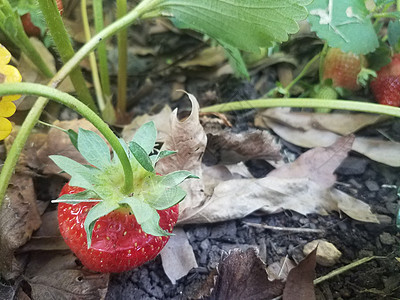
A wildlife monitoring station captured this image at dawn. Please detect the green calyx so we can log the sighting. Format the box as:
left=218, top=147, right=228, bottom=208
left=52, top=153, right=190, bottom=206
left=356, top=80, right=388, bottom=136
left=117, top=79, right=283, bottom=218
left=50, top=121, right=198, bottom=248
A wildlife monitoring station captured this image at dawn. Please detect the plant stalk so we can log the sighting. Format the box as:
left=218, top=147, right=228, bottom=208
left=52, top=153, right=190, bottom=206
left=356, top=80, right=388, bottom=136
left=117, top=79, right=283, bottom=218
left=116, top=0, right=128, bottom=115
left=38, top=0, right=98, bottom=113
left=0, top=83, right=133, bottom=205
left=200, top=98, right=400, bottom=118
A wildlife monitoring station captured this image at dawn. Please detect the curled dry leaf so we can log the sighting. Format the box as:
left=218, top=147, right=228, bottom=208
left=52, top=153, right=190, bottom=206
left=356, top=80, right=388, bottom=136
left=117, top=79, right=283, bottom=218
left=205, top=129, right=281, bottom=165
left=255, top=108, right=400, bottom=167
left=283, top=248, right=317, bottom=300
left=21, top=251, right=109, bottom=300
left=206, top=248, right=285, bottom=300
left=269, top=135, right=355, bottom=188
left=0, top=174, right=41, bottom=279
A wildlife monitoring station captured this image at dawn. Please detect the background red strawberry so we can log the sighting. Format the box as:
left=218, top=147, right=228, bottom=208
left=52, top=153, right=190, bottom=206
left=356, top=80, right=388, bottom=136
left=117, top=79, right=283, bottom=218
left=58, top=183, right=179, bottom=273
left=370, top=54, right=400, bottom=107
left=21, top=0, right=63, bottom=37
left=323, top=47, right=366, bottom=91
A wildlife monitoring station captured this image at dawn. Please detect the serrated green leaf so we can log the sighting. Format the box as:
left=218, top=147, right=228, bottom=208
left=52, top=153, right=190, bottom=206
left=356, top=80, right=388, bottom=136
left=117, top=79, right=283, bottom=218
left=307, top=0, right=379, bottom=54
left=160, top=170, right=198, bottom=187
left=84, top=201, right=120, bottom=248
left=366, top=43, right=391, bottom=70
left=131, top=121, right=157, bottom=154
left=148, top=186, right=186, bottom=210
left=120, top=197, right=171, bottom=237
left=78, top=128, right=111, bottom=170
left=129, top=141, right=154, bottom=172
left=388, top=20, right=400, bottom=51
left=150, top=150, right=177, bottom=165
left=67, top=129, right=79, bottom=150
left=49, top=155, right=101, bottom=190
left=157, top=0, right=310, bottom=53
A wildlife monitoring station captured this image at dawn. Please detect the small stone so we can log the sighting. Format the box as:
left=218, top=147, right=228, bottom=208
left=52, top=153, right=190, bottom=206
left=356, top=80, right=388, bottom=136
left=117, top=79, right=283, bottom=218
left=365, top=180, right=380, bottom=192
left=379, top=232, right=396, bottom=245
left=193, top=226, right=209, bottom=242
left=303, top=239, right=342, bottom=267
left=336, top=157, right=368, bottom=175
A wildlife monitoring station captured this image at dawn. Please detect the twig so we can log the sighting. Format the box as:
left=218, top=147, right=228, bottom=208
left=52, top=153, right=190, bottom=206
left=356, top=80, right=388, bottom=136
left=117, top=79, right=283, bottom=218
left=244, top=222, right=325, bottom=234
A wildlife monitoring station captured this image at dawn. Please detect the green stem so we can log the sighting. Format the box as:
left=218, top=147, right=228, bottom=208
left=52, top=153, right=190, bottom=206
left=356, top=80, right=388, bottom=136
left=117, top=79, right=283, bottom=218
left=0, top=83, right=133, bottom=203
left=284, top=53, right=320, bottom=94
left=200, top=98, right=400, bottom=118
left=81, top=0, right=105, bottom=112
left=93, top=0, right=112, bottom=97
left=116, top=0, right=128, bottom=114
left=319, top=43, right=329, bottom=83
left=0, top=0, right=54, bottom=77
left=38, top=0, right=98, bottom=113
left=0, top=0, right=159, bottom=205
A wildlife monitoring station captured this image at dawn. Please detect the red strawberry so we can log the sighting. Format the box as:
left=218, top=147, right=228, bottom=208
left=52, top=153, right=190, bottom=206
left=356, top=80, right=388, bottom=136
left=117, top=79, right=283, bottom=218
left=323, top=48, right=366, bottom=91
left=21, top=0, right=63, bottom=37
left=58, top=183, right=178, bottom=273
left=50, top=122, right=196, bottom=273
left=370, top=54, right=400, bottom=107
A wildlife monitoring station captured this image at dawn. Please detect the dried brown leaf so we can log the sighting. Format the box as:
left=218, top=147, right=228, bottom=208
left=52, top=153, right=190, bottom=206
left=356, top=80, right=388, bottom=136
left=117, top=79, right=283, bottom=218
left=21, top=251, right=109, bottom=300
left=160, top=228, right=198, bottom=284
left=179, top=47, right=226, bottom=68
left=206, top=129, right=281, bottom=165
left=269, top=135, right=354, bottom=188
left=207, top=248, right=285, bottom=300
left=256, top=108, right=388, bottom=135
left=256, top=111, right=400, bottom=167
left=283, top=248, right=317, bottom=300
left=0, top=174, right=41, bottom=279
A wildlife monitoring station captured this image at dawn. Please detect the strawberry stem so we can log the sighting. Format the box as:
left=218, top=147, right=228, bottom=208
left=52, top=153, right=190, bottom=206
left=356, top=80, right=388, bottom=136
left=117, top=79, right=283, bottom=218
left=201, top=98, right=400, bottom=118
left=0, top=83, right=134, bottom=203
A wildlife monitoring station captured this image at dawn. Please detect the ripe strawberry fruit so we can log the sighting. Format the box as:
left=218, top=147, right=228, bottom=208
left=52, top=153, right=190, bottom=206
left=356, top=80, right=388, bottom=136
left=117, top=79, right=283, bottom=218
left=58, top=183, right=179, bottom=273
left=370, top=54, right=400, bottom=107
left=323, top=47, right=366, bottom=91
left=51, top=121, right=197, bottom=273
left=21, top=0, right=63, bottom=37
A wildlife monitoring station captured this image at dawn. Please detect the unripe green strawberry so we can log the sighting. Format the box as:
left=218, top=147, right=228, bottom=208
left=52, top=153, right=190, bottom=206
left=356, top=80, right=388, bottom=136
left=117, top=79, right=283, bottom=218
left=370, top=54, right=400, bottom=107
left=323, top=48, right=366, bottom=91
left=311, top=84, right=338, bottom=113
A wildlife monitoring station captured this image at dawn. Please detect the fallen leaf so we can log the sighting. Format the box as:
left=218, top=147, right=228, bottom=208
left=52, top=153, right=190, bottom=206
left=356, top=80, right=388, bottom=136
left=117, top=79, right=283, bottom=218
left=179, top=47, right=226, bottom=68
left=160, top=228, right=198, bottom=284
left=122, top=105, right=172, bottom=143
left=256, top=108, right=388, bottom=135
left=283, top=248, right=317, bottom=300
left=267, top=257, right=296, bottom=281
left=256, top=109, right=400, bottom=167
left=0, top=174, right=41, bottom=279
left=205, top=129, right=281, bottom=165
left=207, top=248, right=285, bottom=300
left=269, top=135, right=354, bottom=188
left=21, top=251, right=109, bottom=300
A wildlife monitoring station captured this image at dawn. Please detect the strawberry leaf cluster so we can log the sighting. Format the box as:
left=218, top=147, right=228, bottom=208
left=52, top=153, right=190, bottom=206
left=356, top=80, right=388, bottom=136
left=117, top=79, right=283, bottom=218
left=50, top=121, right=197, bottom=248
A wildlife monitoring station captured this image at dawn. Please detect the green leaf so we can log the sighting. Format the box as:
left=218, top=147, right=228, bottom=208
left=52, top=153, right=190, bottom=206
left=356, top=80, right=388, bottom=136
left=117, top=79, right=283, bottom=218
left=77, top=128, right=111, bottom=170
left=148, top=186, right=187, bottom=210
left=67, top=129, right=79, bottom=150
left=131, top=121, right=157, bottom=154
left=49, top=155, right=101, bottom=190
left=129, top=141, right=154, bottom=172
left=388, top=20, right=400, bottom=51
left=120, top=197, right=171, bottom=237
left=84, top=201, right=120, bottom=248
left=157, top=0, right=310, bottom=53
left=307, top=0, right=379, bottom=54
left=366, top=43, right=391, bottom=70
left=160, top=170, right=198, bottom=187
left=54, top=190, right=100, bottom=204
left=220, top=40, right=249, bottom=79
left=150, top=150, right=176, bottom=165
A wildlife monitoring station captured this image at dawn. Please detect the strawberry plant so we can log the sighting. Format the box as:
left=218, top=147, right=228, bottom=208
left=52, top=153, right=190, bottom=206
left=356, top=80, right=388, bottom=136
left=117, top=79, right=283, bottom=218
left=49, top=122, right=196, bottom=272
